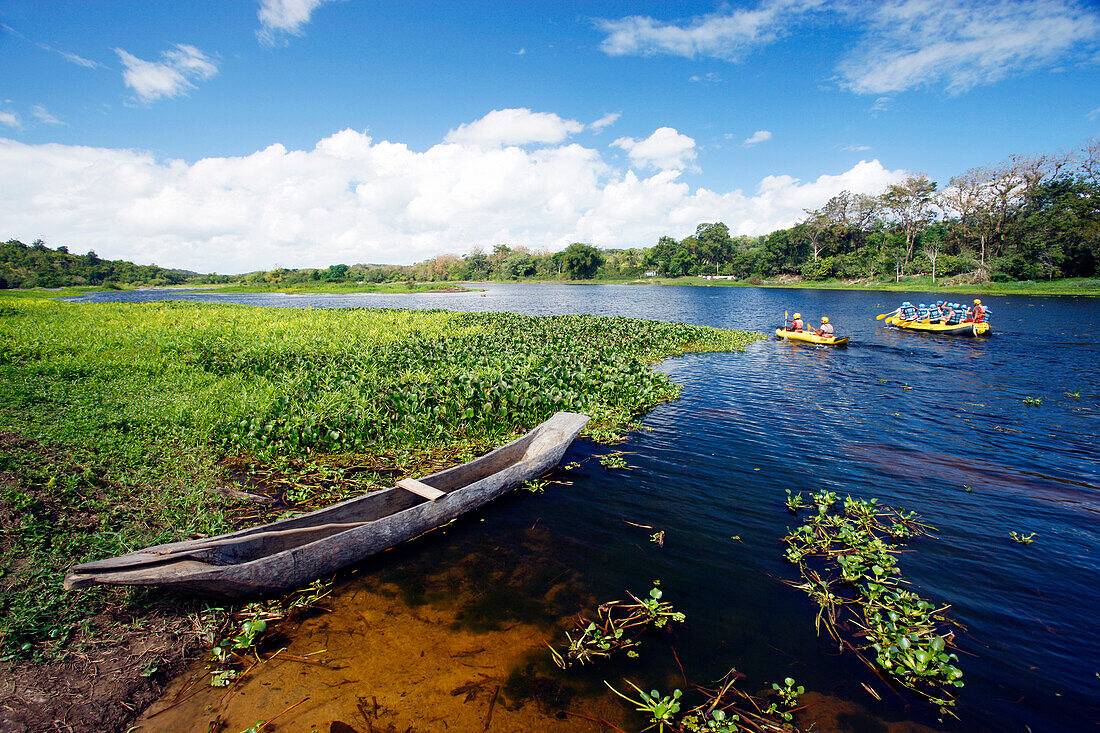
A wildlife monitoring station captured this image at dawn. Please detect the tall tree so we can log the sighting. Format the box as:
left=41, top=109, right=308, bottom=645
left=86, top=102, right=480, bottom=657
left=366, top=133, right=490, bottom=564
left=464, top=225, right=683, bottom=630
left=881, top=174, right=938, bottom=268
left=561, top=243, right=603, bottom=279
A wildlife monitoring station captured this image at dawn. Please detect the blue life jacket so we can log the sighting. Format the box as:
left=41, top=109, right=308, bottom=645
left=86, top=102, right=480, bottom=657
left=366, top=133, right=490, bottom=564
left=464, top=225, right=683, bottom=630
left=917, top=307, right=930, bottom=320
left=900, top=305, right=917, bottom=320
left=928, top=305, right=942, bottom=321
left=946, top=308, right=962, bottom=324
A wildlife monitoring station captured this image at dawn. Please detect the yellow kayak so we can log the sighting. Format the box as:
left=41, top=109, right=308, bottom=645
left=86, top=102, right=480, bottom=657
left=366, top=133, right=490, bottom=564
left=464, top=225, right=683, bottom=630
left=775, top=328, right=849, bottom=346
left=885, top=317, right=991, bottom=336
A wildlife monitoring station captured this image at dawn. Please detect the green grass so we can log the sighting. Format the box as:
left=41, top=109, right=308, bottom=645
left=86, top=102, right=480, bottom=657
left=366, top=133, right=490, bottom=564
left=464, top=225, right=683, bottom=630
left=197, top=281, right=474, bottom=294
left=0, top=294, right=762, bottom=658
left=623, top=275, right=1100, bottom=296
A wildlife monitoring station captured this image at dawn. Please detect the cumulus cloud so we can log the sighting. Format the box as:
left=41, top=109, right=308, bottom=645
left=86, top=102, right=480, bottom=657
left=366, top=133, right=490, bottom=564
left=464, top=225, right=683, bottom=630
left=743, top=130, right=772, bottom=146
left=0, top=111, right=19, bottom=129
left=444, top=108, right=584, bottom=147
left=612, top=127, right=698, bottom=171
left=596, top=0, right=825, bottom=61
left=257, top=0, right=332, bottom=45
left=0, top=125, right=905, bottom=274
left=837, top=0, right=1100, bottom=94
left=589, top=112, right=622, bottom=132
left=115, top=44, right=218, bottom=104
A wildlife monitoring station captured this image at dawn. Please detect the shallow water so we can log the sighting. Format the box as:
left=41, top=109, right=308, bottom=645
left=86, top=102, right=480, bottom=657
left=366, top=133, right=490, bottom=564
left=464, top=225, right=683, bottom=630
left=79, top=284, right=1100, bottom=732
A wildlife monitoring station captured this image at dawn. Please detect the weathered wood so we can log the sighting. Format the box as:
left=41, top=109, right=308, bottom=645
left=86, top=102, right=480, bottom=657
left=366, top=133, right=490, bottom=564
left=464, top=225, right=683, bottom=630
left=396, top=478, right=446, bottom=502
left=63, top=412, right=590, bottom=598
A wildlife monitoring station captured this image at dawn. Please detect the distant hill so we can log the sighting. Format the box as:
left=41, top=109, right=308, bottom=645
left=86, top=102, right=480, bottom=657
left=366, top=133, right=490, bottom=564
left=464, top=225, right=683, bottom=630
left=0, top=239, right=201, bottom=289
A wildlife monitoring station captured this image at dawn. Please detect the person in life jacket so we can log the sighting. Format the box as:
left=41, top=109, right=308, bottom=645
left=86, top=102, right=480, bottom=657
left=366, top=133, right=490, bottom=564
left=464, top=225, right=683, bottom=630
left=899, top=301, right=918, bottom=320
left=940, top=302, right=957, bottom=324
left=814, top=316, right=834, bottom=338
left=917, top=303, right=930, bottom=320
left=927, top=301, right=943, bottom=322
left=788, top=312, right=804, bottom=331
left=968, top=299, right=986, bottom=323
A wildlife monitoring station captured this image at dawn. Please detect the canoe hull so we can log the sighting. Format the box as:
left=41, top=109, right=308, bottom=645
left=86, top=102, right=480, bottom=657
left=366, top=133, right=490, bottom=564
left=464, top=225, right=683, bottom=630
left=885, top=317, right=991, bottom=336
left=64, top=412, right=589, bottom=598
left=775, top=328, right=849, bottom=346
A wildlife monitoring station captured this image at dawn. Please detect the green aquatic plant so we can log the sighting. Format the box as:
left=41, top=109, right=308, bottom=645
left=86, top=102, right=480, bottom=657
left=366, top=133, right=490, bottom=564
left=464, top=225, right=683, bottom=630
left=549, top=582, right=685, bottom=669
left=782, top=495, right=962, bottom=714
left=599, top=451, right=629, bottom=469
left=209, top=579, right=332, bottom=687
left=521, top=478, right=547, bottom=493
left=784, top=488, right=806, bottom=513
left=606, top=669, right=803, bottom=733
left=769, top=677, right=805, bottom=713
left=606, top=681, right=682, bottom=732
left=1009, top=531, right=1037, bottom=545
left=1023, top=397, right=1042, bottom=406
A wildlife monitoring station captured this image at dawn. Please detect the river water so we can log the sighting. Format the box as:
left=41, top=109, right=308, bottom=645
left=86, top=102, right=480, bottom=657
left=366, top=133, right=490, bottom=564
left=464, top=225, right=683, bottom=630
left=71, top=284, right=1098, bottom=732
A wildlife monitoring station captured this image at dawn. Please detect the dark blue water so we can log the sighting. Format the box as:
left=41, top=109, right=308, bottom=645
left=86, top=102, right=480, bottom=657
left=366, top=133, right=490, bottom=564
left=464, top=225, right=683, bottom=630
left=70, top=285, right=1099, bottom=731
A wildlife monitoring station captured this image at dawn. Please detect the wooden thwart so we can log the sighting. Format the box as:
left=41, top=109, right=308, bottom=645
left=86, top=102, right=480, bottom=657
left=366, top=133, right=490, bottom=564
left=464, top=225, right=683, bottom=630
left=397, top=478, right=446, bottom=502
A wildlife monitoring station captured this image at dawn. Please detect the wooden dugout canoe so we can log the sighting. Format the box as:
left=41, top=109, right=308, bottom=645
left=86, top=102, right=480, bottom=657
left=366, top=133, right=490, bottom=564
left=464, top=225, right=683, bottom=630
left=884, top=316, right=991, bottom=336
left=64, top=411, right=590, bottom=598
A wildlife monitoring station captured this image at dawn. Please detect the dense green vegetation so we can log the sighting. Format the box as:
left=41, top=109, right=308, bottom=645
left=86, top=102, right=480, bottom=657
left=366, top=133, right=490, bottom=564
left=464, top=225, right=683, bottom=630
left=0, top=239, right=196, bottom=289
left=0, top=294, right=761, bottom=658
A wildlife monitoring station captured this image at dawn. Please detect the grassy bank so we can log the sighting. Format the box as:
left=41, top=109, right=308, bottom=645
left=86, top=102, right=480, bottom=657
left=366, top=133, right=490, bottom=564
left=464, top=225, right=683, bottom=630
left=196, top=281, right=475, bottom=294
left=625, top=275, right=1100, bottom=296
left=0, top=295, right=761, bottom=663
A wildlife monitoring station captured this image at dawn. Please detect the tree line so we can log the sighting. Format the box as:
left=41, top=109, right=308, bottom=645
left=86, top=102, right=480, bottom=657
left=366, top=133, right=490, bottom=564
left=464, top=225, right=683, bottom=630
left=0, top=239, right=198, bottom=289
left=6, top=140, right=1097, bottom=288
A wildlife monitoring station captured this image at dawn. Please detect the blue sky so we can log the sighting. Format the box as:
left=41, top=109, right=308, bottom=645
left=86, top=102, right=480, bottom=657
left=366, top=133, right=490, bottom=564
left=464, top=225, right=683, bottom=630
left=1, top=0, right=1098, bottom=272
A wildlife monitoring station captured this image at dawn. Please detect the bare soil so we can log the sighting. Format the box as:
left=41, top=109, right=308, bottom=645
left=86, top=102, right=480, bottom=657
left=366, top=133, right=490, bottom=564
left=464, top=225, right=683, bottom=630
left=0, top=610, right=211, bottom=733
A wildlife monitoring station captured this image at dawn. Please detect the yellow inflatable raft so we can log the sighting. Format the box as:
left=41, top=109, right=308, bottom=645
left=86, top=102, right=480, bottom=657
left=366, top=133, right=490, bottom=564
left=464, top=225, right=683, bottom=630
left=775, top=328, right=850, bottom=346
left=884, top=317, right=991, bottom=336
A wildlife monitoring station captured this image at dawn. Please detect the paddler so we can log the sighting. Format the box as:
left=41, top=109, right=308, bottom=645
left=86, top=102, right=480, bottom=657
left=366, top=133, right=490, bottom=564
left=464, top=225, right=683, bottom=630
left=927, top=301, right=943, bottom=322
left=899, top=301, right=918, bottom=321
left=940, top=302, right=956, bottom=324
left=967, top=299, right=986, bottom=323
left=787, top=312, right=804, bottom=332
left=813, top=316, right=834, bottom=338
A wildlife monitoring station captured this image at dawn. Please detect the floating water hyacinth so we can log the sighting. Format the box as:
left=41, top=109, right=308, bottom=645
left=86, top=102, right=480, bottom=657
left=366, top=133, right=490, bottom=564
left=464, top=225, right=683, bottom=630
left=781, top=492, right=964, bottom=715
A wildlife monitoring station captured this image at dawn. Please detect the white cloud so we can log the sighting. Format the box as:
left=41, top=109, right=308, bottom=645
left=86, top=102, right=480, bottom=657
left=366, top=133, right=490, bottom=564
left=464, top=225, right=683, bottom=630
left=56, top=49, right=100, bottom=69
left=0, top=124, right=905, bottom=274
left=30, top=105, right=63, bottom=125
left=838, top=0, right=1100, bottom=94
left=597, top=1, right=1100, bottom=95
left=1088, top=107, right=1100, bottom=121
left=870, top=96, right=892, bottom=114
left=515, top=48, right=527, bottom=56
left=589, top=112, right=621, bottom=132
left=689, top=72, right=724, bottom=83
left=612, top=127, right=698, bottom=171
left=115, top=44, right=218, bottom=104
left=444, top=108, right=584, bottom=147
left=596, top=0, right=825, bottom=61
left=0, top=111, right=20, bottom=129
left=743, top=130, right=772, bottom=146
left=257, top=0, right=332, bottom=45
left=842, top=144, right=872, bottom=151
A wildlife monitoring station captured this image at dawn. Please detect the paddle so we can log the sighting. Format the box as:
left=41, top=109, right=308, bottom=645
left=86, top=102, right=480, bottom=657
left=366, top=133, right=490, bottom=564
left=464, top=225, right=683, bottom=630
left=876, top=308, right=900, bottom=320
